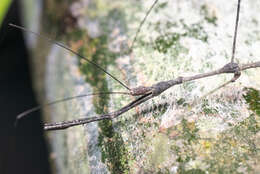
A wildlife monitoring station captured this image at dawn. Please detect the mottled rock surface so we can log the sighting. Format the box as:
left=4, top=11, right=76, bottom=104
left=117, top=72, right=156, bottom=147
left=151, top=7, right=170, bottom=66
left=23, top=0, right=260, bottom=173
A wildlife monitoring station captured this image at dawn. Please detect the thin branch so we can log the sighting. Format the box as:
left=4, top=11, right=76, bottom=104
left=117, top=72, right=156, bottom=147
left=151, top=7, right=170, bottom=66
left=8, top=23, right=130, bottom=91
left=231, top=0, right=241, bottom=63
left=44, top=61, right=260, bottom=131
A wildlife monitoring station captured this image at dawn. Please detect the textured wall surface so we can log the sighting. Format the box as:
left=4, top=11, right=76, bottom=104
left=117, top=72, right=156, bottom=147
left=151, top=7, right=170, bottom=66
left=23, top=0, right=260, bottom=173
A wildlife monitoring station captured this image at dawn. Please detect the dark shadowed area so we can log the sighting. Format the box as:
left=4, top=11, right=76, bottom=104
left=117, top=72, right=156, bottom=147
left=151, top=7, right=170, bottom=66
left=0, top=1, right=51, bottom=174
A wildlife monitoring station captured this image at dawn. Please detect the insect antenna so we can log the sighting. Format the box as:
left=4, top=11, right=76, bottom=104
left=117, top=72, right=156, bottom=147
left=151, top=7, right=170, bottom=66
left=230, top=0, right=241, bottom=63
left=15, top=91, right=131, bottom=126
left=8, top=23, right=130, bottom=91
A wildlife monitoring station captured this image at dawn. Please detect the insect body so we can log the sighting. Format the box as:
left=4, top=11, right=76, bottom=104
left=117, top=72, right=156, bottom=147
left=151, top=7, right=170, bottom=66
left=13, top=0, right=259, bottom=130
left=11, top=0, right=260, bottom=173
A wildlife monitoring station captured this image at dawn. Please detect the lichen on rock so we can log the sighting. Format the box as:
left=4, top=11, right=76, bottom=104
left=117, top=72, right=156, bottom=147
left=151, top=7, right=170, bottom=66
left=24, top=0, right=260, bottom=173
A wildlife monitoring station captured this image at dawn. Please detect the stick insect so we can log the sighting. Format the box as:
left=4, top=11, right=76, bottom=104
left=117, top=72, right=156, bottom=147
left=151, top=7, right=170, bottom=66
left=11, top=0, right=260, bottom=132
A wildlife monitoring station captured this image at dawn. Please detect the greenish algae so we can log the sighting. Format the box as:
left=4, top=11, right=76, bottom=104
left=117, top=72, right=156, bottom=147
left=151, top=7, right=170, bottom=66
left=178, top=88, right=260, bottom=174
left=243, top=87, right=260, bottom=116
left=136, top=3, right=219, bottom=56
left=44, top=1, right=131, bottom=173
left=201, top=99, right=219, bottom=115
left=154, top=2, right=168, bottom=13
left=76, top=8, right=130, bottom=174
left=146, top=87, right=260, bottom=173
left=181, top=21, right=209, bottom=42
left=179, top=119, right=200, bottom=145
left=163, top=114, right=260, bottom=173
left=201, top=114, right=260, bottom=173
left=153, top=32, right=182, bottom=54
left=139, top=19, right=208, bottom=54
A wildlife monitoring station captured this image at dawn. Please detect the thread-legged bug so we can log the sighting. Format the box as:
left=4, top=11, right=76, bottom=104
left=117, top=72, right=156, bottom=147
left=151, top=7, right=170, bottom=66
left=10, top=0, right=260, bottom=173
